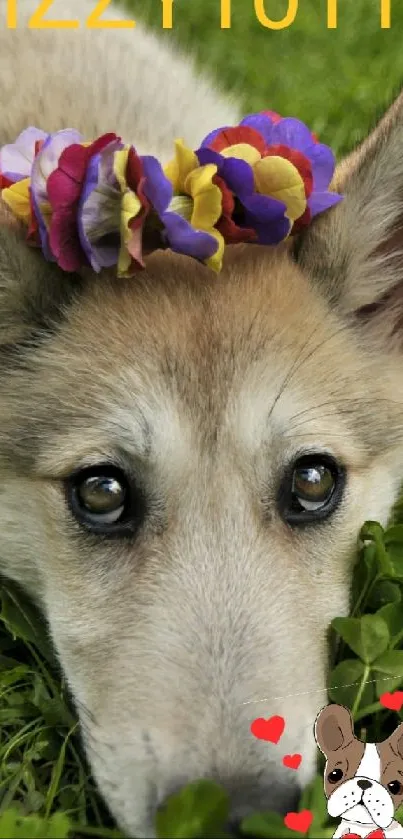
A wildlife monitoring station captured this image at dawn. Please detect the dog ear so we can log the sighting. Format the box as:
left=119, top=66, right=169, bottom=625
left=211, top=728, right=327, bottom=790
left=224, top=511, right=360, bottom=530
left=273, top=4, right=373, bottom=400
left=296, top=89, right=403, bottom=355
left=385, top=721, right=403, bottom=760
left=0, top=204, right=83, bottom=351
left=314, top=704, right=355, bottom=757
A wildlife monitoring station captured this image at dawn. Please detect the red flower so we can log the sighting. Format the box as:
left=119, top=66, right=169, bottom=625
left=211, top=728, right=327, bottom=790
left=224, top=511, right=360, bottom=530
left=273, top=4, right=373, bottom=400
left=209, top=126, right=267, bottom=156
left=213, top=174, right=257, bottom=244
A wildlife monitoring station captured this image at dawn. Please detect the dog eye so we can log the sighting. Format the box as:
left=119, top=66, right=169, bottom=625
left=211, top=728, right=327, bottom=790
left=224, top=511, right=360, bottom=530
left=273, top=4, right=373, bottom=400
left=327, top=768, right=343, bottom=784
left=293, top=462, right=334, bottom=509
left=387, top=781, right=402, bottom=795
left=278, top=454, right=345, bottom=526
left=66, top=465, right=144, bottom=535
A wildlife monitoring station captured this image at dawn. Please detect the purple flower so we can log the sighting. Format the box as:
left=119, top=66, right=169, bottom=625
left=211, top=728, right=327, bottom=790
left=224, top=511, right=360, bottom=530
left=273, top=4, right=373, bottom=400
left=197, top=112, right=342, bottom=243
left=141, top=155, right=219, bottom=262
left=0, top=126, right=48, bottom=183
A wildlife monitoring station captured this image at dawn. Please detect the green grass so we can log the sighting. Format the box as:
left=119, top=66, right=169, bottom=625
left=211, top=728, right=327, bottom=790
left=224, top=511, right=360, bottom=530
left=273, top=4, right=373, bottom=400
left=3, top=0, right=403, bottom=836
left=123, top=0, right=403, bottom=158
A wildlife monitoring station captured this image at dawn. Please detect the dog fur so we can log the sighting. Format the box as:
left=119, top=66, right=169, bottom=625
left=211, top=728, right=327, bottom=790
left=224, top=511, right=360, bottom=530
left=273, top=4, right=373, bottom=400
left=2, top=2, right=403, bottom=836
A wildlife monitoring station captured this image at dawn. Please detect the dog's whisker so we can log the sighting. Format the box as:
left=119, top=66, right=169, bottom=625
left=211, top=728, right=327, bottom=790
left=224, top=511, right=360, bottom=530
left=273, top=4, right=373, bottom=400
left=240, top=674, right=400, bottom=706
left=268, top=322, right=355, bottom=420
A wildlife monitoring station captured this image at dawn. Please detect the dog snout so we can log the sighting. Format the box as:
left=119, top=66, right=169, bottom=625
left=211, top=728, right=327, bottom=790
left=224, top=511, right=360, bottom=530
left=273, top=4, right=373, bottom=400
left=357, top=779, right=373, bottom=790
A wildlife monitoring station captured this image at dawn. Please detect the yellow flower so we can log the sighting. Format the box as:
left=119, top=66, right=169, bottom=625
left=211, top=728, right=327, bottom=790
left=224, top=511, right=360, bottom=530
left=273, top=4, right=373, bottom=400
left=2, top=178, right=32, bottom=223
left=165, top=140, right=224, bottom=271
left=113, top=147, right=143, bottom=277
left=253, top=156, right=307, bottom=224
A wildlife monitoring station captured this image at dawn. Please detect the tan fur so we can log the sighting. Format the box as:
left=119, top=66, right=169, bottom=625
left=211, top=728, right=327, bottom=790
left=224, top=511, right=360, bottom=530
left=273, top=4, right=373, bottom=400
left=2, top=3, right=403, bottom=836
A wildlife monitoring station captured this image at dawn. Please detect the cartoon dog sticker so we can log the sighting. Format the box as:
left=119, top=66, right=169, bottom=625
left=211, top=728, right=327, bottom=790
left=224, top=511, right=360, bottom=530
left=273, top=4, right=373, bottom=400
left=314, top=704, right=403, bottom=838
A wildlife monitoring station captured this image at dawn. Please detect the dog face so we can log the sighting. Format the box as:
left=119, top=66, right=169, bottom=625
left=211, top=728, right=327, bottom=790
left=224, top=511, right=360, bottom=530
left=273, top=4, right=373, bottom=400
left=315, top=705, right=403, bottom=830
left=1, top=237, right=403, bottom=836
left=3, top=10, right=403, bottom=837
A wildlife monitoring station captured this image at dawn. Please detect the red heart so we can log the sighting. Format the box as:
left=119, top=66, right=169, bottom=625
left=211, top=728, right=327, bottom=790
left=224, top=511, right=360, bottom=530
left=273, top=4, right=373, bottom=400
left=250, top=715, right=285, bottom=743
left=380, top=691, right=403, bottom=711
left=282, top=753, right=302, bottom=770
left=284, top=810, right=313, bottom=834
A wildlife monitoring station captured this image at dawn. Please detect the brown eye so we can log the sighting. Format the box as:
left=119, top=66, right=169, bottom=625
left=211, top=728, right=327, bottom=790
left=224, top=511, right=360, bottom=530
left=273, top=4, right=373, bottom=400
left=78, top=474, right=127, bottom=522
left=387, top=781, right=402, bottom=795
left=292, top=463, right=335, bottom=510
left=66, top=464, right=146, bottom=536
left=277, top=454, right=345, bottom=526
left=328, top=768, right=343, bottom=784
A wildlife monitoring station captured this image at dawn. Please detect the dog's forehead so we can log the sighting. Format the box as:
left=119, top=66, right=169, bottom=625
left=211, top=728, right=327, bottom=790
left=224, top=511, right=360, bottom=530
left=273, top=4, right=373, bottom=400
left=26, top=250, right=372, bottom=466
left=0, top=248, right=392, bottom=476
left=62, top=251, right=353, bottom=403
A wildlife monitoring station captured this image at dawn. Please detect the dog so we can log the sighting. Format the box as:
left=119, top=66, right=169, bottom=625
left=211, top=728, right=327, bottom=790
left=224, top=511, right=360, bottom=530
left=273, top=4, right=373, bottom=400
left=2, top=1, right=403, bottom=837
left=315, top=704, right=403, bottom=838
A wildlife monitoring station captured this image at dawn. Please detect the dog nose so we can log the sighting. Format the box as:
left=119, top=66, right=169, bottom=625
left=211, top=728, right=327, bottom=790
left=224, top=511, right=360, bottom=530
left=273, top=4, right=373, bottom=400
left=357, top=779, right=373, bottom=790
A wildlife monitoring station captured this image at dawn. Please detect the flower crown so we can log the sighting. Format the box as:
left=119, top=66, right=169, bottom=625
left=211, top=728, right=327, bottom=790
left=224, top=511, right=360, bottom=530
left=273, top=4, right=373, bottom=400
left=0, top=111, right=342, bottom=278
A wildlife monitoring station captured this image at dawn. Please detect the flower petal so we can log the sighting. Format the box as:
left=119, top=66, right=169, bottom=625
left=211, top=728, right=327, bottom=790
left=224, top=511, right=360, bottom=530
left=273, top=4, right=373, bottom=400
left=1, top=178, right=32, bottom=223
left=252, top=215, right=291, bottom=245
left=271, top=117, right=316, bottom=155
left=141, top=155, right=173, bottom=216
left=0, top=127, right=48, bottom=182
left=220, top=143, right=261, bottom=165
left=253, top=156, right=307, bottom=222
left=308, top=191, right=343, bottom=216
left=241, top=192, right=289, bottom=244
left=164, top=140, right=200, bottom=192
left=49, top=208, right=84, bottom=272
left=79, top=148, right=122, bottom=271
left=196, top=148, right=255, bottom=199
left=239, top=113, right=275, bottom=145
left=31, top=129, right=83, bottom=259
left=209, top=126, right=267, bottom=156
left=186, top=164, right=222, bottom=231
left=200, top=126, right=231, bottom=148
left=162, top=211, right=219, bottom=262
left=119, top=188, right=143, bottom=274
left=307, top=143, right=336, bottom=191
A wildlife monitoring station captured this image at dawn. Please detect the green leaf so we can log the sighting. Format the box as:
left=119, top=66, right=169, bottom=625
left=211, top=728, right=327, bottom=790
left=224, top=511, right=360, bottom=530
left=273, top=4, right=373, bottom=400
left=331, top=615, right=389, bottom=664
left=359, top=521, right=394, bottom=577
left=328, top=659, right=374, bottom=710
left=299, top=775, right=330, bottom=834
left=381, top=527, right=403, bottom=578
left=360, top=521, right=385, bottom=542
left=0, top=810, right=71, bottom=838
left=240, top=811, right=299, bottom=838
left=378, top=601, right=403, bottom=645
left=384, top=544, right=403, bottom=579
left=351, top=544, right=376, bottom=612
left=155, top=780, right=230, bottom=839
left=373, top=650, right=403, bottom=695
left=396, top=804, right=403, bottom=825
left=367, top=581, right=401, bottom=611
left=241, top=777, right=335, bottom=839
left=384, top=525, right=403, bottom=545
left=373, top=650, right=403, bottom=674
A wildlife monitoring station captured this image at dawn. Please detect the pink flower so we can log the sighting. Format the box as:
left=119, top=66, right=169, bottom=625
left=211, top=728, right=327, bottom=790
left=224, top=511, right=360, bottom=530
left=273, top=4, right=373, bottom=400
left=47, top=133, right=119, bottom=272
